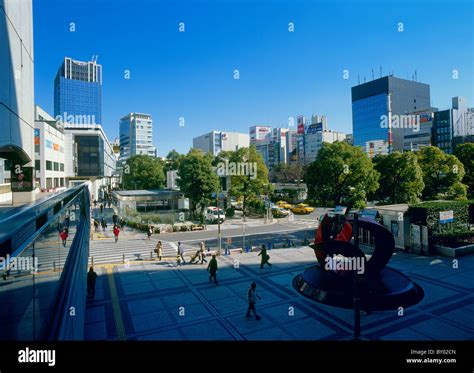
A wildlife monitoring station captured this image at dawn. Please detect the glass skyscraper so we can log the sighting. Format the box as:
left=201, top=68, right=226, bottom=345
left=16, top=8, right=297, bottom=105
left=54, top=57, right=102, bottom=125
left=352, top=76, right=430, bottom=153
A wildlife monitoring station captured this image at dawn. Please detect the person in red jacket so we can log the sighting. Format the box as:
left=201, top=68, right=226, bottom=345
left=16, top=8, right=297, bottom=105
left=60, top=228, right=69, bottom=247
left=113, top=224, right=120, bottom=243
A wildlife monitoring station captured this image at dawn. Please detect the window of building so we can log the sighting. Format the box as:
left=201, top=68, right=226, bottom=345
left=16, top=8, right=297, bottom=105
left=60, top=163, right=64, bottom=171
left=46, top=178, right=53, bottom=188
left=46, top=161, right=52, bottom=170
left=35, top=160, right=40, bottom=170
left=54, top=162, right=59, bottom=171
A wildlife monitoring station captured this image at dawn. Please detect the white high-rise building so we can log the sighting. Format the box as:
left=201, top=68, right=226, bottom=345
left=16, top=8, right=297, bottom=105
left=119, top=113, right=157, bottom=161
left=193, top=131, right=249, bottom=155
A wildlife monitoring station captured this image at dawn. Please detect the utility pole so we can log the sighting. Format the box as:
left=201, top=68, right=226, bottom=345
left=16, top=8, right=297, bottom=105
left=216, top=193, right=222, bottom=255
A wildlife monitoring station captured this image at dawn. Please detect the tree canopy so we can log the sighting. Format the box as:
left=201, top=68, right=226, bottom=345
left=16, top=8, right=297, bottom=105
left=454, top=143, right=474, bottom=197
left=304, top=142, right=379, bottom=209
left=122, top=155, right=166, bottom=190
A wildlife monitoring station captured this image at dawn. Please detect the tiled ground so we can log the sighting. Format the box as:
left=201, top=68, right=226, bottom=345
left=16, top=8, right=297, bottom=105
left=84, top=247, right=474, bottom=341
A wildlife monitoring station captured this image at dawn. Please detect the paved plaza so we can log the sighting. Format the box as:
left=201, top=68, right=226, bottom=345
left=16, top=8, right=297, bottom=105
left=84, top=244, right=474, bottom=341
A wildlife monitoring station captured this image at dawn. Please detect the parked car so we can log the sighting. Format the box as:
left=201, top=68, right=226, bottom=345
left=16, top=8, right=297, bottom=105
left=291, top=203, right=315, bottom=214
left=272, top=207, right=290, bottom=218
left=276, top=200, right=292, bottom=209
left=205, top=206, right=226, bottom=223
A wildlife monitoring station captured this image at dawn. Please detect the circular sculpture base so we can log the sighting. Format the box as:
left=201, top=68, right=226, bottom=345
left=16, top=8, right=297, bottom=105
left=293, top=265, right=424, bottom=311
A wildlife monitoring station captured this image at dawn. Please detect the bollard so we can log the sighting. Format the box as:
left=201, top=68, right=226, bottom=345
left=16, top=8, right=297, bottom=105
left=122, top=253, right=125, bottom=264
left=91, top=257, right=94, bottom=267
left=53, top=261, right=56, bottom=272
left=150, top=251, right=153, bottom=260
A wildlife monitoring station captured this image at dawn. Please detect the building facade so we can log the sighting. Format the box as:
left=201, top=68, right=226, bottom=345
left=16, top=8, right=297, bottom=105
left=0, top=0, right=35, bottom=202
left=193, top=131, right=249, bottom=155
left=54, top=57, right=102, bottom=125
left=34, top=106, right=66, bottom=190
left=352, top=76, right=430, bottom=154
left=119, top=113, right=157, bottom=161
left=402, top=109, right=436, bottom=152
left=433, top=97, right=474, bottom=154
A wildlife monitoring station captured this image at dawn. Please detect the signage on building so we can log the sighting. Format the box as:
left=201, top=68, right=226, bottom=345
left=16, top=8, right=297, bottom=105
left=34, top=129, right=40, bottom=145
left=439, top=210, right=454, bottom=224
left=306, top=122, right=323, bottom=134
left=297, top=116, right=305, bottom=134
left=11, top=166, right=35, bottom=192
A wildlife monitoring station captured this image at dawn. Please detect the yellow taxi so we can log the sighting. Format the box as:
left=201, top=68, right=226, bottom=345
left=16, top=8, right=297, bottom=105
left=276, top=200, right=292, bottom=209
left=290, top=203, right=315, bottom=214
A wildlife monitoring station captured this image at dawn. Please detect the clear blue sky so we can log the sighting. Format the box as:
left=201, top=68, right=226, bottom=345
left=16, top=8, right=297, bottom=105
left=33, top=0, right=473, bottom=156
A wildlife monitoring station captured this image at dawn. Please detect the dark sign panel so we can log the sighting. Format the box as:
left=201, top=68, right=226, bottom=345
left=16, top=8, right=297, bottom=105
left=11, top=166, right=35, bottom=192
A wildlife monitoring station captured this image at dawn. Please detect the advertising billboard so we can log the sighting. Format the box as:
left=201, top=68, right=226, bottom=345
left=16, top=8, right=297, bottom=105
left=11, top=166, right=35, bottom=192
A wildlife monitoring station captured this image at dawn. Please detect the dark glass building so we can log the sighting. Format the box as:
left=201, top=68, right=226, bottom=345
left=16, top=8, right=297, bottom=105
left=54, top=57, right=102, bottom=125
left=352, top=76, right=430, bottom=152
left=432, top=110, right=452, bottom=153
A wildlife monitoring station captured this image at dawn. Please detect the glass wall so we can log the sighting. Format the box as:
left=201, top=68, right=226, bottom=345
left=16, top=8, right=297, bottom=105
left=352, top=93, right=388, bottom=148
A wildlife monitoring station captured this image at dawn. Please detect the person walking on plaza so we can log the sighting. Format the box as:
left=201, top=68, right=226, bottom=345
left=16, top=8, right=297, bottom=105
left=87, top=266, right=98, bottom=298
left=93, top=219, right=100, bottom=233
left=147, top=225, right=153, bottom=240
left=64, top=211, right=71, bottom=229
left=177, top=241, right=186, bottom=264
left=113, top=224, right=120, bottom=243
left=258, top=244, right=272, bottom=269
left=207, top=255, right=218, bottom=284
left=199, top=242, right=207, bottom=264
left=60, top=227, right=69, bottom=247
left=246, top=282, right=261, bottom=320
left=101, top=217, right=107, bottom=232
left=100, top=203, right=104, bottom=214
left=112, top=212, right=118, bottom=225
left=155, top=241, right=163, bottom=261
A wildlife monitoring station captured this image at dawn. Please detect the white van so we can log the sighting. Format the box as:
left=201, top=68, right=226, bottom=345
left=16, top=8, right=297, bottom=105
left=205, top=206, right=225, bottom=223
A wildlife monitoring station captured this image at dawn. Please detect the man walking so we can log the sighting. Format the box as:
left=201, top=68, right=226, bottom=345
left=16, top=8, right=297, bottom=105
left=199, top=242, right=207, bottom=264
left=207, top=255, right=218, bottom=284
left=87, top=266, right=98, bottom=298
left=246, top=282, right=261, bottom=320
left=258, top=244, right=272, bottom=269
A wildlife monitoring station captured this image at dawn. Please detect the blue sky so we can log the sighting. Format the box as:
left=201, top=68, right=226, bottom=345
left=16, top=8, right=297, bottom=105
left=33, top=0, right=473, bottom=156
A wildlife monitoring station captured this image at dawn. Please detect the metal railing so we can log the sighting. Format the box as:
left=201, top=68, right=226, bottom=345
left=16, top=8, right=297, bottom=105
left=0, top=183, right=91, bottom=340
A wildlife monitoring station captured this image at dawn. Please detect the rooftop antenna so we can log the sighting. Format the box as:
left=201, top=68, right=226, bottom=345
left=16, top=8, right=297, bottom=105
left=358, top=74, right=360, bottom=85
left=380, top=65, right=382, bottom=78
left=372, top=68, right=374, bottom=80
left=364, top=75, right=366, bottom=83
left=415, top=70, right=417, bottom=82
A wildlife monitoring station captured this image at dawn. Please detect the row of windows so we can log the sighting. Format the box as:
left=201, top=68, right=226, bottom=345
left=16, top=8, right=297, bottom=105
left=46, top=177, right=65, bottom=188
left=44, top=161, right=65, bottom=172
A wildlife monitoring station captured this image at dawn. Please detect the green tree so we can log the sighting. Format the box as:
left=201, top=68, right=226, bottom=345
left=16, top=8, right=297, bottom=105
left=217, top=146, right=270, bottom=216
left=372, top=152, right=424, bottom=204
left=270, top=163, right=305, bottom=183
left=177, top=148, right=220, bottom=217
left=122, top=155, right=166, bottom=190
left=304, top=142, right=379, bottom=209
left=416, top=146, right=467, bottom=200
left=454, top=143, right=474, bottom=197
left=164, top=149, right=184, bottom=172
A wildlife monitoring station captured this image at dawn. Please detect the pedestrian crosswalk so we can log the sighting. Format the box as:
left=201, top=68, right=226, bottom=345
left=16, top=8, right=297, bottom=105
left=88, top=235, right=197, bottom=266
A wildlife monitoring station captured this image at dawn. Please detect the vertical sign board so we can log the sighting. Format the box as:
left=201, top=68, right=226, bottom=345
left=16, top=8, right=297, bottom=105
left=439, top=210, right=454, bottom=224
left=11, top=166, right=35, bottom=192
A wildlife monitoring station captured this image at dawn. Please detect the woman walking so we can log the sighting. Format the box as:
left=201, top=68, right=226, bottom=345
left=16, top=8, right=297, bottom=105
left=60, top=227, right=69, bottom=248
left=113, top=224, right=120, bottom=243
left=155, top=241, right=163, bottom=261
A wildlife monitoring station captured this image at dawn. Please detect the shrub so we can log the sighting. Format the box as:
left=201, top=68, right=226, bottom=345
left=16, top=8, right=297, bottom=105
left=226, top=207, right=235, bottom=217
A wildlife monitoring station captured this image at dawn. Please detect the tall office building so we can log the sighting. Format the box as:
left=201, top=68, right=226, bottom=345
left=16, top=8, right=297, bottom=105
left=433, top=97, right=474, bottom=153
left=352, top=76, right=430, bottom=153
left=0, top=0, right=36, bottom=203
left=193, top=131, right=249, bottom=155
left=119, top=113, right=157, bottom=161
left=54, top=57, right=102, bottom=125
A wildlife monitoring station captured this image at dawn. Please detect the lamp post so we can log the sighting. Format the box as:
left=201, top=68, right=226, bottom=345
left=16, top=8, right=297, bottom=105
left=353, top=212, right=361, bottom=340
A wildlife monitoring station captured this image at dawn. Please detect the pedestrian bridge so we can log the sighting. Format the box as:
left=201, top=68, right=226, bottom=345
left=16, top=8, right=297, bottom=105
left=0, top=183, right=91, bottom=340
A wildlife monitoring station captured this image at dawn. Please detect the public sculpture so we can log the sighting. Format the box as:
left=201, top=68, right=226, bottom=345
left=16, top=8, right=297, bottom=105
left=293, top=213, right=424, bottom=310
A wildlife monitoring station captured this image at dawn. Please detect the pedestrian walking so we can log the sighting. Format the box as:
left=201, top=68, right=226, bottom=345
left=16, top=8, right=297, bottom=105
left=155, top=241, right=163, bottom=261
left=246, top=282, right=261, bottom=320
left=64, top=211, right=71, bottom=229
left=207, top=255, right=218, bottom=284
left=87, top=266, right=98, bottom=298
left=93, top=219, right=100, bottom=233
left=177, top=241, right=186, bottom=264
left=93, top=199, right=97, bottom=207
left=190, top=248, right=201, bottom=264
left=147, top=225, right=153, bottom=240
left=101, top=217, right=107, bottom=232
left=258, top=244, right=272, bottom=269
left=60, top=227, right=69, bottom=247
left=112, top=213, right=118, bottom=225
left=120, top=217, right=125, bottom=228
left=100, top=204, right=104, bottom=214
left=113, top=224, right=120, bottom=243
left=199, top=242, right=207, bottom=264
